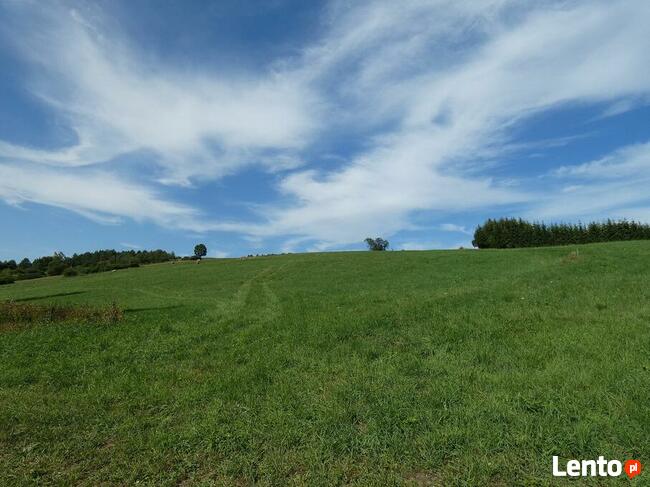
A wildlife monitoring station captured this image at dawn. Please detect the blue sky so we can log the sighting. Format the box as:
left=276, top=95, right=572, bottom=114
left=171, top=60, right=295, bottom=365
left=1, top=0, right=649, bottom=260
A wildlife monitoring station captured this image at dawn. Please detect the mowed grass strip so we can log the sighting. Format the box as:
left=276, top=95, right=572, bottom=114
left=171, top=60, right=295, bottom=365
left=0, top=242, right=649, bottom=485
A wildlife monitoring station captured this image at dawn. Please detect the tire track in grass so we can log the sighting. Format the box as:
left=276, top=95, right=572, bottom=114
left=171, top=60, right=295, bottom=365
left=243, top=278, right=281, bottom=323
left=205, top=264, right=286, bottom=324
left=237, top=265, right=284, bottom=323
left=130, top=264, right=283, bottom=324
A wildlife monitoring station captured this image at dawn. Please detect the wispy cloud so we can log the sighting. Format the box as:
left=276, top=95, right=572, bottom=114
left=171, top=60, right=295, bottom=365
left=597, top=97, right=648, bottom=119
left=235, top=0, right=650, bottom=245
left=399, top=241, right=436, bottom=251
left=0, top=2, right=319, bottom=185
left=1, top=0, right=650, bottom=250
left=210, top=248, right=229, bottom=258
left=0, top=163, right=205, bottom=230
left=531, top=142, right=650, bottom=220
left=553, top=142, right=650, bottom=180
left=439, top=223, right=472, bottom=235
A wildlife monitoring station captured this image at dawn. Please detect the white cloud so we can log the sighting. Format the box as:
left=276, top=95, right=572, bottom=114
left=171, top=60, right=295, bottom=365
left=243, top=0, right=650, bottom=245
left=399, top=239, right=474, bottom=251
left=553, top=142, right=650, bottom=180
left=0, top=163, right=206, bottom=230
left=1, top=0, right=650, bottom=247
left=399, top=241, right=436, bottom=251
left=531, top=142, right=650, bottom=220
left=0, top=3, right=320, bottom=185
left=528, top=179, right=650, bottom=221
left=210, top=248, right=229, bottom=258
left=439, top=223, right=472, bottom=235
left=597, top=98, right=647, bottom=119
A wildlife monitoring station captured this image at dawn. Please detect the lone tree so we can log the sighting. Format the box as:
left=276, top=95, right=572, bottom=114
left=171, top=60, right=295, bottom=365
left=194, top=244, right=207, bottom=260
left=364, top=237, right=389, bottom=251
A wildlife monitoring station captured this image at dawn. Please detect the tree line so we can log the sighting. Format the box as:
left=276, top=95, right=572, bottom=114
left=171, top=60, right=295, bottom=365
left=0, top=249, right=175, bottom=285
left=472, top=218, right=650, bottom=249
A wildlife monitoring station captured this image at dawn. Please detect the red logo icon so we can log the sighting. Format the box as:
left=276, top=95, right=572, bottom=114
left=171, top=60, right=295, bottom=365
left=625, top=460, right=642, bottom=479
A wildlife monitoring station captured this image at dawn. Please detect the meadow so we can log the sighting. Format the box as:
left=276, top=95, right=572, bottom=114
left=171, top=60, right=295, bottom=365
left=1, top=242, right=648, bottom=485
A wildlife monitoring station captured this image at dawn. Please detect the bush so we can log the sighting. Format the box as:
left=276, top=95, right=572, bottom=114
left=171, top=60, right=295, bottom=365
left=16, top=269, right=44, bottom=281
left=365, top=237, right=390, bottom=251
left=63, top=267, right=79, bottom=277
left=47, top=261, right=66, bottom=276
left=0, top=276, right=15, bottom=286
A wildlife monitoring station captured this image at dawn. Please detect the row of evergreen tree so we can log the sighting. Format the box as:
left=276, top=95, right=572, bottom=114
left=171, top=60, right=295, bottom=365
left=472, top=218, right=650, bottom=249
left=0, top=249, right=175, bottom=284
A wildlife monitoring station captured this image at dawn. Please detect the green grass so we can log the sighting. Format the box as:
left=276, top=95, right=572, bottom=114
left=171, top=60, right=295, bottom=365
left=1, top=242, right=649, bottom=485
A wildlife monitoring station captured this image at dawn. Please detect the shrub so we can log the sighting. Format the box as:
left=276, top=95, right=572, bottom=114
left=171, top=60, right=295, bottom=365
left=16, top=269, right=44, bottom=281
left=63, top=267, right=79, bottom=277
left=365, top=237, right=390, bottom=251
left=47, top=261, right=66, bottom=276
left=0, top=276, right=15, bottom=286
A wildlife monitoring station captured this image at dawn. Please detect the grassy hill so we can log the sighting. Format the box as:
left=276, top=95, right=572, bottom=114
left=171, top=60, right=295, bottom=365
left=1, top=242, right=649, bottom=485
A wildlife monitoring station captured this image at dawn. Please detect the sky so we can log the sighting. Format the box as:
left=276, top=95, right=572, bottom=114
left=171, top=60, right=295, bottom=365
left=1, top=0, right=649, bottom=260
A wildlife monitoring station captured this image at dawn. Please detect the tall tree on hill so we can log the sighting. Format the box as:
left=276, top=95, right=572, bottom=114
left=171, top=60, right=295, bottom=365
left=194, top=244, right=207, bottom=260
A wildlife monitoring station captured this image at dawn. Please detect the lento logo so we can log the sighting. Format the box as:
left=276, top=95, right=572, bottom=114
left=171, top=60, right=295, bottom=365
left=552, top=456, right=642, bottom=478
left=625, top=460, right=643, bottom=479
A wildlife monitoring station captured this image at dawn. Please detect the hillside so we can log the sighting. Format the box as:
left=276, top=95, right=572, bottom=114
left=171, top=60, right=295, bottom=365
left=1, top=242, right=649, bottom=485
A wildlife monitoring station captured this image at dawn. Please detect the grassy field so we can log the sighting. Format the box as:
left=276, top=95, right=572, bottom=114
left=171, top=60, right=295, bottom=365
left=1, top=242, right=649, bottom=485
